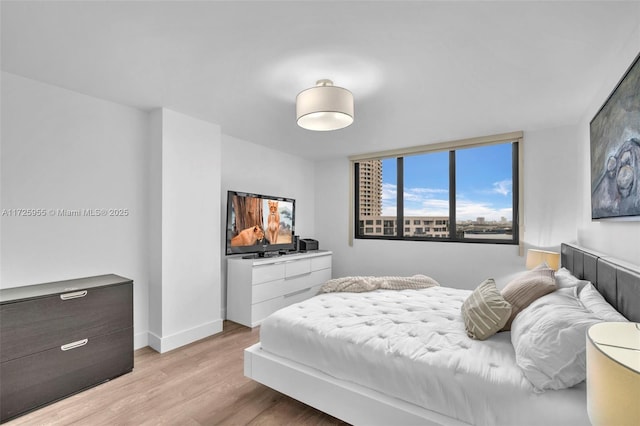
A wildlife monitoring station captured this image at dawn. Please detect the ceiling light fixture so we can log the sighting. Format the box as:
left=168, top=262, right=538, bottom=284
left=296, top=79, right=354, bottom=131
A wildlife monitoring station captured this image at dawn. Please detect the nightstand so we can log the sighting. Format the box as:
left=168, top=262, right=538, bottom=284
left=586, top=322, right=640, bottom=426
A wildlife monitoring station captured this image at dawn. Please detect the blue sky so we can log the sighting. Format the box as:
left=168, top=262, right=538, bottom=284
left=381, top=144, right=513, bottom=221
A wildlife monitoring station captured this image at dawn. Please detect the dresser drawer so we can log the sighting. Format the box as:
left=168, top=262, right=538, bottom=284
left=252, top=268, right=331, bottom=304
left=251, top=284, right=323, bottom=326
left=311, top=254, right=332, bottom=271
left=0, top=327, right=133, bottom=422
left=0, top=282, right=133, bottom=362
left=284, top=258, right=312, bottom=277
left=251, top=263, right=285, bottom=285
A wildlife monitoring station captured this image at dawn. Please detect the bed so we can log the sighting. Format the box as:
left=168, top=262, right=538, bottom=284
left=244, top=243, right=640, bottom=425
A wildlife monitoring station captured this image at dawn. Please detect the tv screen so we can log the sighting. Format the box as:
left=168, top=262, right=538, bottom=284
left=225, top=191, right=295, bottom=256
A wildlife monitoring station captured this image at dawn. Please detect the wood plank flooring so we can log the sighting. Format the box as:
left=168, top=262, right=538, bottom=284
left=6, top=322, right=348, bottom=425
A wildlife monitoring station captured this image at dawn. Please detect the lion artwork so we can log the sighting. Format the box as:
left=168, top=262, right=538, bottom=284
left=231, top=225, right=264, bottom=247
left=267, top=200, right=280, bottom=244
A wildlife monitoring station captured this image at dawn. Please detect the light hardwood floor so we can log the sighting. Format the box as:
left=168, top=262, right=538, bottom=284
left=7, top=322, right=348, bottom=425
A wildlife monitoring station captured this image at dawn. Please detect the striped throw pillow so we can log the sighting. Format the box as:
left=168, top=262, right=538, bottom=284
left=500, top=264, right=556, bottom=331
left=461, top=278, right=512, bottom=340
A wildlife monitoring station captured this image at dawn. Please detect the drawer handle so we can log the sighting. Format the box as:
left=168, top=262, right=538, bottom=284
left=285, top=271, right=312, bottom=280
left=60, top=290, right=88, bottom=300
left=61, top=338, right=88, bottom=351
left=284, top=288, right=311, bottom=298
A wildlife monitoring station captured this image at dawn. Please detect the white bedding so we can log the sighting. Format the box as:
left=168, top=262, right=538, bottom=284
left=260, top=286, right=590, bottom=426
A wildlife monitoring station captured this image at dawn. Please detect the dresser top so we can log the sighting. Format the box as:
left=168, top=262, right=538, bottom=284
left=227, top=249, right=332, bottom=266
left=0, top=274, right=132, bottom=304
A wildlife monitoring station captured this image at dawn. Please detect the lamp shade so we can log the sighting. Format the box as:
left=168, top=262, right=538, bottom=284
left=296, top=79, right=354, bottom=131
left=587, top=322, right=640, bottom=426
left=525, top=249, right=560, bottom=270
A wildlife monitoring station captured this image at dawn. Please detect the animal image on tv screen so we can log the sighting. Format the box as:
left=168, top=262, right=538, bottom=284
left=228, top=194, right=294, bottom=248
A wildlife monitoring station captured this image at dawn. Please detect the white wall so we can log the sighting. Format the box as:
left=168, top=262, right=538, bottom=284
left=522, top=124, right=581, bottom=249
left=220, top=134, right=315, bottom=316
left=314, top=126, right=584, bottom=290
left=576, top=22, right=640, bottom=266
left=148, top=109, right=222, bottom=353
left=1, top=72, right=150, bottom=347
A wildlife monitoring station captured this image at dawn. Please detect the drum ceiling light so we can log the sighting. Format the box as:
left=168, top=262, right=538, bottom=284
left=296, top=79, right=354, bottom=131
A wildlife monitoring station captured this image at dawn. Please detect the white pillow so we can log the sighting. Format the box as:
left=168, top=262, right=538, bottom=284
left=579, top=282, right=628, bottom=322
left=511, top=287, right=602, bottom=392
left=554, top=267, right=589, bottom=294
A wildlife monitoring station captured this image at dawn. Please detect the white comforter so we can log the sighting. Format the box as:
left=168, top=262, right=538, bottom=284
left=260, top=286, right=589, bottom=426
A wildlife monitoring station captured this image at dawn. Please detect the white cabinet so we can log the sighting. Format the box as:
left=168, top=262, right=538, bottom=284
left=227, top=251, right=332, bottom=327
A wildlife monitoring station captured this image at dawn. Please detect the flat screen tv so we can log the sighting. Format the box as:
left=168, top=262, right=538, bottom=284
left=225, top=190, right=296, bottom=257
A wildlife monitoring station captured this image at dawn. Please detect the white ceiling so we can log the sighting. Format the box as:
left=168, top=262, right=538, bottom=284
left=2, top=1, right=639, bottom=160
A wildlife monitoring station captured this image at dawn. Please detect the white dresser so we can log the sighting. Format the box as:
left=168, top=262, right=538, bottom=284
left=226, top=250, right=332, bottom=327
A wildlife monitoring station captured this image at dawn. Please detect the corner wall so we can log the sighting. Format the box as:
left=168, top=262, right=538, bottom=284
left=1, top=74, right=226, bottom=352
left=148, top=109, right=222, bottom=353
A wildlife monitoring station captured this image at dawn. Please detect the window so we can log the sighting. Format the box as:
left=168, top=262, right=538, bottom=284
left=352, top=132, right=521, bottom=245
left=456, top=144, right=514, bottom=241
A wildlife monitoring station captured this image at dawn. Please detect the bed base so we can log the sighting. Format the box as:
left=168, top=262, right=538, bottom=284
left=244, top=343, right=469, bottom=426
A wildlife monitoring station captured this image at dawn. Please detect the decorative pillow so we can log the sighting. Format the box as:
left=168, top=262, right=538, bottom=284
left=461, top=278, right=512, bottom=341
left=511, top=287, right=602, bottom=392
left=579, top=282, right=628, bottom=322
left=555, top=267, right=589, bottom=294
left=500, top=264, right=556, bottom=331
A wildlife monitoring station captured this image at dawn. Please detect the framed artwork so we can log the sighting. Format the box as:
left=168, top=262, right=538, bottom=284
left=590, top=51, right=640, bottom=220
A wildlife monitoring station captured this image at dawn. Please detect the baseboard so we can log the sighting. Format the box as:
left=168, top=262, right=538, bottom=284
left=134, top=331, right=149, bottom=350
left=147, top=319, right=223, bottom=353
left=147, top=331, right=162, bottom=352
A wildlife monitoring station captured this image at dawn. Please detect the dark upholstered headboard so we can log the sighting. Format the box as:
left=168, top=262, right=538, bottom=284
left=561, top=243, right=640, bottom=322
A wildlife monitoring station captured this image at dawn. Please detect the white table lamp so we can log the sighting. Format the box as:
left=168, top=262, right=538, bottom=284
left=587, top=322, right=640, bottom=426
left=525, top=249, right=560, bottom=271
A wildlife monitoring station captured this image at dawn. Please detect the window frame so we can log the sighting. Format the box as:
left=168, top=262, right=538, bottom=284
left=349, top=131, right=524, bottom=251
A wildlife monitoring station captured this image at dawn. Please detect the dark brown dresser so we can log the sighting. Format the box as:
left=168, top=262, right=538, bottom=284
left=0, top=274, right=133, bottom=423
